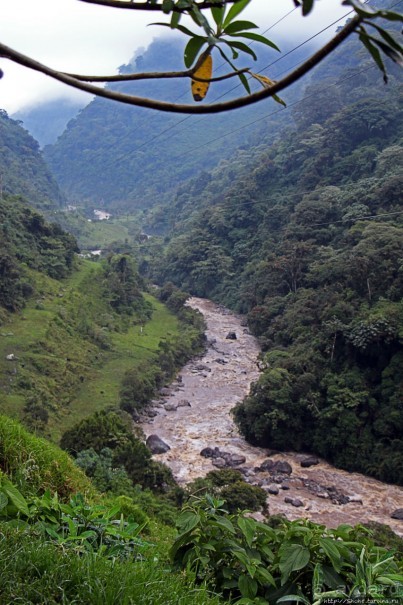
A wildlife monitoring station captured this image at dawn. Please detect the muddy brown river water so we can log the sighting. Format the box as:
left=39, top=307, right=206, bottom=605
left=141, top=297, right=402, bottom=535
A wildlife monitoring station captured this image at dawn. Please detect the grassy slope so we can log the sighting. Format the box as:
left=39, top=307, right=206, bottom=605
left=0, top=415, right=221, bottom=605
left=61, top=293, right=179, bottom=440
left=0, top=259, right=180, bottom=443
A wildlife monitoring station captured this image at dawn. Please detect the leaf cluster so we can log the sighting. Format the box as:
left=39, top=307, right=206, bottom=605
left=170, top=495, right=403, bottom=603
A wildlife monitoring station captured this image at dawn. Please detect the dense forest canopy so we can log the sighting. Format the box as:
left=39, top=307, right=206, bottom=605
left=139, top=24, right=403, bottom=484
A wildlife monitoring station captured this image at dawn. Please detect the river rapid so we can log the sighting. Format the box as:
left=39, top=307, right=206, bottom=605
left=141, top=297, right=403, bottom=535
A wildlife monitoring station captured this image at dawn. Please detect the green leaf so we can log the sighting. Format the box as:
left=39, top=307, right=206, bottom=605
left=162, top=0, right=174, bottom=14
left=0, top=492, right=8, bottom=512
left=150, top=22, right=198, bottom=37
left=359, top=30, right=388, bottom=83
left=211, top=5, right=225, bottom=27
left=171, top=10, right=181, bottom=29
left=223, top=0, right=253, bottom=29
left=177, top=510, right=201, bottom=531
left=302, top=0, right=314, bottom=16
left=230, top=32, right=280, bottom=52
left=279, top=544, right=310, bottom=584
left=238, top=516, right=256, bottom=548
left=224, top=20, right=257, bottom=35
left=342, top=0, right=375, bottom=17
left=272, top=93, right=286, bottom=107
left=238, top=574, right=258, bottom=599
left=237, top=71, right=251, bottom=94
left=224, top=40, right=257, bottom=60
left=184, top=37, right=207, bottom=68
left=212, top=515, right=236, bottom=534
left=318, top=537, right=343, bottom=572
left=277, top=595, right=310, bottom=605
left=1, top=478, right=29, bottom=517
left=255, top=566, right=276, bottom=587
left=367, top=23, right=403, bottom=55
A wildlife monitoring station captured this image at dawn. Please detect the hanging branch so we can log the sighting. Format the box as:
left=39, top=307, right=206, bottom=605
left=0, top=15, right=362, bottom=115
left=79, top=0, right=240, bottom=11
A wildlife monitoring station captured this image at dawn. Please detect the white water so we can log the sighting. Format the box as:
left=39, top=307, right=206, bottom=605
left=141, top=297, right=403, bottom=534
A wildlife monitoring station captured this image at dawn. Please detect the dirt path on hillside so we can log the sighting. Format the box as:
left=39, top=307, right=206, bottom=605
left=140, top=297, right=403, bottom=535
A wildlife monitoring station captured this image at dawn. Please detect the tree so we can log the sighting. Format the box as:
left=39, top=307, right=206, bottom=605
left=0, top=0, right=401, bottom=114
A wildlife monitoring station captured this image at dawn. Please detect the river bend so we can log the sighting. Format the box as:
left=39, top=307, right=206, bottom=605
left=141, top=297, right=403, bottom=535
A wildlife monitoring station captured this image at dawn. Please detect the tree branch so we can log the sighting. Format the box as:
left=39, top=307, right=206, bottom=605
left=79, top=0, right=239, bottom=11
left=0, top=15, right=361, bottom=114
left=63, top=67, right=250, bottom=82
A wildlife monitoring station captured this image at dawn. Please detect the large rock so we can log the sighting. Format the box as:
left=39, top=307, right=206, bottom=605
left=274, top=461, right=293, bottom=475
left=146, top=434, right=170, bottom=454
left=300, top=456, right=319, bottom=468
left=200, top=446, right=246, bottom=467
left=391, top=508, right=403, bottom=520
left=226, top=331, right=237, bottom=340
left=285, top=497, right=304, bottom=508
left=164, top=402, right=179, bottom=411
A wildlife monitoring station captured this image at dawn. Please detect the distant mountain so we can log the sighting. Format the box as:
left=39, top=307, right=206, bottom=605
left=43, top=36, right=315, bottom=212
left=13, top=98, right=86, bottom=147
left=0, top=109, right=65, bottom=210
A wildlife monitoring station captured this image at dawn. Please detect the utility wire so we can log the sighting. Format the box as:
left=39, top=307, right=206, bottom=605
left=106, top=5, right=300, bottom=166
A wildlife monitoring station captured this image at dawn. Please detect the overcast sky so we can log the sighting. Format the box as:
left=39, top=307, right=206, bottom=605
left=0, top=0, right=351, bottom=114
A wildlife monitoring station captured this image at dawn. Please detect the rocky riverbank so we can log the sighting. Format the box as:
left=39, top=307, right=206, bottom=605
left=140, top=297, right=403, bottom=535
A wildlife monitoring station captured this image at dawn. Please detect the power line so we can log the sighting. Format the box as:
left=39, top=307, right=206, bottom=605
left=107, top=5, right=300, bottom=165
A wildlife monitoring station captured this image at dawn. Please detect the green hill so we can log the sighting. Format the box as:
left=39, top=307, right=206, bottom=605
left=0, top=110, right=65, bottom=210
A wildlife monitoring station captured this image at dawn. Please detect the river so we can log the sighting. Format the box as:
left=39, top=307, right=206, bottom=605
left=141, top=297, right=403, bottom=535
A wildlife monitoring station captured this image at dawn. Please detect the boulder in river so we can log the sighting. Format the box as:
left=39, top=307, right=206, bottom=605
left=300, top=456, right=319, bottom=468
left=274, top=461, right=293, bottom=475
left=164, top=402, right=179, bottom=412
left=146, top=434, right=170, bottom=454
left=226, top=331, right=237, bottom=340
left=177, top=399, right=191, bottom=407
left=391, top=508, right=403, bottom=520
left=285, top=497, right=304, bottom=508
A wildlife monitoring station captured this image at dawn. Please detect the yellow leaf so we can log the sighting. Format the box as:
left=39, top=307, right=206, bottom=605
left=250, top=72, right=275, bottom=88
left=191, top=53, right=213, bottom=102
left=250, top=72, right=286, bottom=107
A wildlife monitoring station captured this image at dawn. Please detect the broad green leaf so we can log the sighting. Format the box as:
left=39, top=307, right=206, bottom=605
left=231, top=32, right=280, bottom=51
left=184, top=36, right=207, bottom=68
left=1, top=478, right=29, bottom=517
left=223, top=0, right=253, bottom=29
left=255, top=566, right=276, bottom=587
left=238, top=516, right=256, bottom=548
left=212, top=515, right=236, bottom=534
left=279, top=544, right=310, bottom=584
left=176, top=510, right=201, bottom=531
left=238, top=574, right=258, bottom=599
left=211, top=5, right=225, bottom=27
left=318, top=537, right=342, bottom=572
left=224, top=20, right=257, bottom=35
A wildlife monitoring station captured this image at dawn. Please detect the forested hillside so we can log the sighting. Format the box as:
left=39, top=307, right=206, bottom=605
left=0, top=111, right=65, bottom=210
left=142, top=31, right=403, bottom=484
left=43, top=36, right=310, bottom=211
